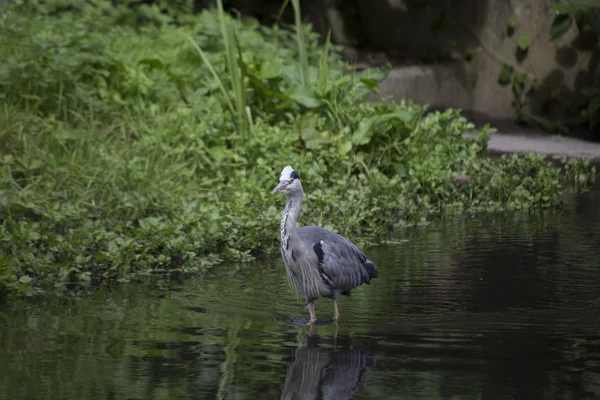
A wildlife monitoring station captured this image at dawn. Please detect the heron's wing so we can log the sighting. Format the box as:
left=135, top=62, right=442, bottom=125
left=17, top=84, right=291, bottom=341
left=298, top=226, right=372, bottom=292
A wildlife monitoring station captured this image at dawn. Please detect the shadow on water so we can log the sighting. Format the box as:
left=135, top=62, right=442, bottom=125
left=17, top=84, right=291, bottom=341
left=1, top=180, right=600, bottom=399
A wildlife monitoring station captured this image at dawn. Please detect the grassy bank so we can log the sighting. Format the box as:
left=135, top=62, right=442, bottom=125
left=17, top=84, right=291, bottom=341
left=0, top=1, right=595, bottom=296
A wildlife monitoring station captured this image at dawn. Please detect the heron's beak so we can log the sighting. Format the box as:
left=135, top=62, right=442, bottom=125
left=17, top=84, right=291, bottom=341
left=271, top=182, right=286, bottom=194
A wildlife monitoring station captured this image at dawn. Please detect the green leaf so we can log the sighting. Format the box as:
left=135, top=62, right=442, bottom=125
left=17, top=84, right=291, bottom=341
left=259, top=58, right=282, bottom=79
left=16, top=156, right=43, bottom=171
left=358, top=78, right=381, bottom=91
left=339, top=141, right=353, bottom=156
left=550, top=14, right=573, bottom=40
left=301, top=128, right=332, bottom=149
left=19, top=275, right=32, bottom=284
left=517, top=35, right=531, bottom=50
left=357, top=65, right=390, bottom=82
left=512, top=73, right=526, bottom=96
left=508, top=15, right=518, bottom=28
left=20, top=94, right=41, bottom=100
left=287, top=86, right=321, bottom=108
left=108, top=240, right=118, bottom=254
left=498, top=64, right=514, bottom=84
left=575, top=8, right=587, bottom=33
left=352, top=111, right=413, bottom=145
left=551, top=4, right=575, bottom=15
left=138, top=58, right=165, bottom=69
left=1, top=154, right=14, bottom=165
left=241, top=16, right=259, bottom=30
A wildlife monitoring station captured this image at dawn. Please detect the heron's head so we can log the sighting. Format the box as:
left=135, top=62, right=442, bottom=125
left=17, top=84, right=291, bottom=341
left=271, top=165, right=301, bottom=195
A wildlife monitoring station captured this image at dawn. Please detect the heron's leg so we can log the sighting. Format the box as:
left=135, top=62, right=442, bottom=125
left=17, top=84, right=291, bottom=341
left=333, top=299, right=340, bottom=320
left=333, top=319, right=339, bottom=340
left=307, top=302, right=317, bottom=324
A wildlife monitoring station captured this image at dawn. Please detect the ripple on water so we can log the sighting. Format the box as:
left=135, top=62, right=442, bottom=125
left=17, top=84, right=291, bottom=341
left=2, top=182, right=600, bottom=399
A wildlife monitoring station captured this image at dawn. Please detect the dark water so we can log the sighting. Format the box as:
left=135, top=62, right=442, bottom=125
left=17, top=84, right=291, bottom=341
left=2, top=184, right=600, bottom=400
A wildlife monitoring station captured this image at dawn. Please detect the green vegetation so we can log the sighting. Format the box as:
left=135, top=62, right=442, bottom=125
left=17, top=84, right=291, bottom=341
left=0, top=1, right=596, bottom=297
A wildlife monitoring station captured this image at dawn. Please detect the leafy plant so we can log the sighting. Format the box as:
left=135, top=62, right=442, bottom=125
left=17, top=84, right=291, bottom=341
left=0, top=0, right=595, bottom=298
left=517, top=35, right=532, bottom=51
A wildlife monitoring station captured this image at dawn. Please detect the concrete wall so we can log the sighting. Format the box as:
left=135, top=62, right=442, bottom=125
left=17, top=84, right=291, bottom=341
left=327, top=0, right=599, bottom=127
left=465, top=0, right=598, bottom=124
left=227, top=0, right=598, bottom=129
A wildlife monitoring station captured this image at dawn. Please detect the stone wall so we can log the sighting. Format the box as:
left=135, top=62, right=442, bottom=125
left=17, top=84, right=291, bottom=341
left=228, top=0, right=599, bottom=130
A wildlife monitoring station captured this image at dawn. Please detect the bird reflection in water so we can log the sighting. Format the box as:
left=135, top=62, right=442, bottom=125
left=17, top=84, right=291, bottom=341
left=281, top=322, right=376, bottom=400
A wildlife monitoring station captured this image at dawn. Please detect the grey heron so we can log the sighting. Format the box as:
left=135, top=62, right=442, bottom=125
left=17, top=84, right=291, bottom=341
left=272, top=165, right=378, bottom=324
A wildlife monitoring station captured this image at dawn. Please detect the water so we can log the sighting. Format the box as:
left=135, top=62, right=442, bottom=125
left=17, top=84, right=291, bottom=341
left=2, top=183, right=600, bottom=400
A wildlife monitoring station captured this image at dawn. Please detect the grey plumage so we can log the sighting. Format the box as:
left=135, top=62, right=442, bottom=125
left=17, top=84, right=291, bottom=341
left=272, top=165, right=378, bottom=323
left=297, top=227, right=376, bottom=301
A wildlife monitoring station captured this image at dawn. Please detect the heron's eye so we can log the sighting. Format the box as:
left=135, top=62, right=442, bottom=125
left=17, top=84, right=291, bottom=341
left=287, top=179, right=293, bottom=184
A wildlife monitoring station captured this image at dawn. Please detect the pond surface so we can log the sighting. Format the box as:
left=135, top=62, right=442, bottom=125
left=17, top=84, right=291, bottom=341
left=2, top=182, right=600, bottom=400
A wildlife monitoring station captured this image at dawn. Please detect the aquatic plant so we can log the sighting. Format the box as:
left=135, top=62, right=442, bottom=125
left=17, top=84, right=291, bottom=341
left=0, top=0, right=595, bottom=296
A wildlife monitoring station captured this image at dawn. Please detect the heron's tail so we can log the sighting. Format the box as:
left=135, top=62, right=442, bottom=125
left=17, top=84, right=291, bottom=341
left=364, top=259, right=378, bottom=279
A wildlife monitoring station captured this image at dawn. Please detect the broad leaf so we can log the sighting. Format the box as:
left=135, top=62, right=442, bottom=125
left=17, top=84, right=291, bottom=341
left=260, top=58, right=282, bottom=79
left=357, top=65, right=391, bottom=83
left=301, top=127, right=331, bottom=149
left=359, top=78, right=381, bottom=91
left=550, top=14, right=573, bottom=40
left=339, top=141, right=352, bottom=155
left=352, top=111, right=413, bottom=145
left=551, top=4, right=575, bottom=15
left=138, top=58, right=165, bottom=69
left=287, top=86, right=321, bottom=108
left=518, top=35, right=531, bottom=50
left=575, top=9, right=587, bottom=33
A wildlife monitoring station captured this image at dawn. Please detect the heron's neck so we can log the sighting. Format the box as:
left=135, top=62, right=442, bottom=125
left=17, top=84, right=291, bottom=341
left=280, top=192, right=303, bottom=245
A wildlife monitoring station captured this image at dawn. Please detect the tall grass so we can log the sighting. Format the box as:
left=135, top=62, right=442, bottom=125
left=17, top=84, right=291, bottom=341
left=185, top=0, right=250, bottom=140
left=186, top=0, right=323, bottom=139
left=291, top=0, right=310, bottom=87
left=216, top=0, right=249, bottom=140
